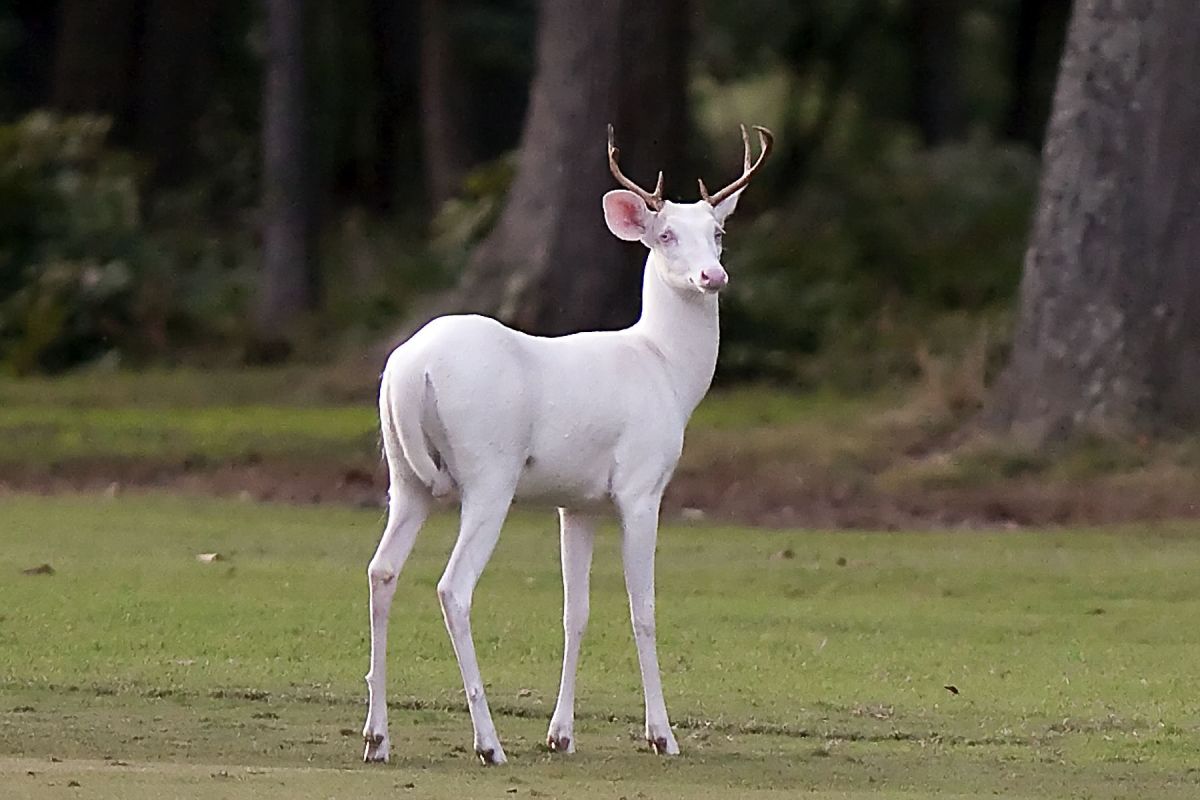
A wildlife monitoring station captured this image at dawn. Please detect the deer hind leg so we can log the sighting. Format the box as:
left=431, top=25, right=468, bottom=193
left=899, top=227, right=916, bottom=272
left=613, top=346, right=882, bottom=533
left=546, top=508, right=595, bottom=754
left=437, top=481, right=516, bottom=765
left=363, top=483, right=430, bottom=763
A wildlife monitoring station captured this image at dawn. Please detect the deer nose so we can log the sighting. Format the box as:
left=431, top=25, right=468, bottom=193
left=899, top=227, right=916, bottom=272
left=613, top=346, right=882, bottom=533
left=699, top=266, right=728, bottom=290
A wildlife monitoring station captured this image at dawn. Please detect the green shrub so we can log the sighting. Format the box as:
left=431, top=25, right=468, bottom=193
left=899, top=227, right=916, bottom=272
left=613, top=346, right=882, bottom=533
left=718, top=136, right=1038, bottom=388
left=0, top=114, right=150, bottom=373
left=0, top=113, right=256, bottom=373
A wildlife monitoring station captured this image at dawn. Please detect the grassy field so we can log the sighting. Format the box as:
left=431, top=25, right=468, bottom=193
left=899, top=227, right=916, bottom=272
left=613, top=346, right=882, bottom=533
left=2, top=493, right=1200, bottom=798
left=6, top=366, right=1200, bottom=528
left=0, top=367, right=860, bottom=467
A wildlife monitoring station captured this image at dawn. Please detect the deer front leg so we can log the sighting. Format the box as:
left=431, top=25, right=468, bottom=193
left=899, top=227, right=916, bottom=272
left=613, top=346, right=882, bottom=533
left=547, top=509, right=596, bottom=754
left=618, top=497, right=679, bottom=756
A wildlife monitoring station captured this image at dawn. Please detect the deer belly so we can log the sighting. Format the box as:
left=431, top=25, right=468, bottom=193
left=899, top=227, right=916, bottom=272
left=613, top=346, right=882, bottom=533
left=512, top=445, right=613, bottom=507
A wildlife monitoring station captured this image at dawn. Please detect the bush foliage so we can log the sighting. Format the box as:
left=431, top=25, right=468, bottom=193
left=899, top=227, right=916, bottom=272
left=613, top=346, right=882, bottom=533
left=719, top=136, right=1037, bottom=387
left=0, top=113, right=258, bottom=374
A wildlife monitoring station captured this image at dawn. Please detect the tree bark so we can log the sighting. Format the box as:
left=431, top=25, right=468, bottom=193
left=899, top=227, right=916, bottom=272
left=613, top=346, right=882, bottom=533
left=5, top=0, right=59, bottom=114
left=256, top=0, right=313, bottom=346
left=418, top=0, right=474, bottom=209
left=450, top=0, right=689, bottom=336
left=368, top=0, right=419, bottom=212
left=50, top=0, right=140, bottom=134
left=1004, top=0, right=1072, bottom=148
left=909, top=0, right=965, bottom=146
left=986, top=0, right=1200, bottom=441
left=135, top=0, right=221, bottom=187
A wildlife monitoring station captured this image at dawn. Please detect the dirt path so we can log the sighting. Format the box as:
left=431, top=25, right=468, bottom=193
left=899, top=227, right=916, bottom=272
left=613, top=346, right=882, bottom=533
left=5, top=453, right=1200, bottom=529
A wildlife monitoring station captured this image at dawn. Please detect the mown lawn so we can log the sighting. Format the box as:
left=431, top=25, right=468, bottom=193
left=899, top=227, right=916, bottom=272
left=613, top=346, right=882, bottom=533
left=2, top=493, right=1199, bottom=798
left=0, top=367, right=864, bottom=468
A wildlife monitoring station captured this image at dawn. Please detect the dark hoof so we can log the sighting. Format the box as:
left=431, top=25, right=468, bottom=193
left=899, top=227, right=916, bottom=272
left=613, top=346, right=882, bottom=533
left=546, top=734, right=571, bottom=753
left=363, top=732, right=388, bottom=763
left=476, top=747, right=498, bottom=765
left=649, top=736, right=670, bottom=755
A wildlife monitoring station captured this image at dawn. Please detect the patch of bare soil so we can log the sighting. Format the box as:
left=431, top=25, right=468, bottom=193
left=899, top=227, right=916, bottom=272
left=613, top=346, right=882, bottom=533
left=4, top=454, right=1200, bottom=530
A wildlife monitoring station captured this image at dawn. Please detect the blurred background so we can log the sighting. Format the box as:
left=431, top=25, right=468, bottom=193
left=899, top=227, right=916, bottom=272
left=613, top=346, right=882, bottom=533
left=1, top=0, right=1198, bottom=529
left=0, top=0, right=1066, bottom=378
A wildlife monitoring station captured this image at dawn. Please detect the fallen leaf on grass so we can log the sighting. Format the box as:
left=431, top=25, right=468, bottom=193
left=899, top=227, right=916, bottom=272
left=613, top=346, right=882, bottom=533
left=944, top=684, right=960, bottom=695
left=196, top=553, right=224, bottom=563
left=20, top=564, right=55, bottom=576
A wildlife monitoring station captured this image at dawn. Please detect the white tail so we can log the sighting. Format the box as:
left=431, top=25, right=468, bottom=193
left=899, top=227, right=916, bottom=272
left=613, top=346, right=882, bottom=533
left=362, top=125, right=773, bottom=765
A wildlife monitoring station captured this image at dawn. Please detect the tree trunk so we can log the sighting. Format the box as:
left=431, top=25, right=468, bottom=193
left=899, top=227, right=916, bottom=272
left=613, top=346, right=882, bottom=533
left=986, top=0, right=1200, bottom=441
left=418, top=0, right=473, bottom=209
left=135, top=0, right=221, bottom=187
left=1004, top=0, right=1072, bottom=148
left=368, top=0, right=419, bottom=212
left=450, top=0, right=689, bottom=336
left=256, top=0, right=313, bottom=348
left=909, top=0, right=965, bottom=146
left=5, top=0, right=59, bottom=114
left=50, top=0, right=140, bottom=134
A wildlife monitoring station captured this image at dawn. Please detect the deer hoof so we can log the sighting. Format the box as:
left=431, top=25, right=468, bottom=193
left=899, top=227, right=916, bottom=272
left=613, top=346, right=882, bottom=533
left=476, top=746, right=507, bottom=766
left=546, top=734, right=572, bottom=753
left=647, top=734, right=679, bottom=756
left=363, top=732, right=389, bottom=763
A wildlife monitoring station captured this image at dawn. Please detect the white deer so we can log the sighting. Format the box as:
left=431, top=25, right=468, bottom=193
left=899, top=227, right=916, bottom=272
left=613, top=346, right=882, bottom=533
left=362, top=124, right=773, bottom=765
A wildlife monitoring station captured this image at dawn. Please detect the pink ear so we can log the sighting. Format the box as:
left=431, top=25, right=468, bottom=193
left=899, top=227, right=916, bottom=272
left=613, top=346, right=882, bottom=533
left=602, top=190, right=652, bottom=241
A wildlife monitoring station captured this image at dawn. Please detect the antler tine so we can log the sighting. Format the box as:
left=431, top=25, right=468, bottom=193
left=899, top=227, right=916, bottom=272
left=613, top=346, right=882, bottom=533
left=607, top=124, right=664, bottom=211
left=700, top=124, right=774, bottom=207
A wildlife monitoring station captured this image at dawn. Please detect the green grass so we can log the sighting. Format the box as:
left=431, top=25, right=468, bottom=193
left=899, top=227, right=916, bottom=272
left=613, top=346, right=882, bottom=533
left=0, top=368, right=379, bottom=467
left=0, top=369, right=866, bottom=471
left=0, top=404, right=378, bottom=466
left=2, top=494, right=1200, bottom=797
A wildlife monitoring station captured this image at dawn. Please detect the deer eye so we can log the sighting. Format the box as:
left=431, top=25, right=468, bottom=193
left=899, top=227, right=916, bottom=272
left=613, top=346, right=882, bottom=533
left=658, top=229, right=676, bottom=246
left=714, top=231, right=724, bottom=248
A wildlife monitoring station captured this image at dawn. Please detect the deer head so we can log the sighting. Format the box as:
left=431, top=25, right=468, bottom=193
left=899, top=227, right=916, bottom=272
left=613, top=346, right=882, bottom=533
left=602, top=124, right=773, bottom=295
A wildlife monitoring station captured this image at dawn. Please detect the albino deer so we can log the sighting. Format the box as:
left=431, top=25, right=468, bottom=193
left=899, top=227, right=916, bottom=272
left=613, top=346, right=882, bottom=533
left=362, top=124, right=773, bottom=765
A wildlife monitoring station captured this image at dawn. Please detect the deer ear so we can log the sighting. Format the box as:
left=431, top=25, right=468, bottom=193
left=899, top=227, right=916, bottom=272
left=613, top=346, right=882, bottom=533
left=712, top=188, right=743, bottom=224
left=603, top=190, right=653, bottom=241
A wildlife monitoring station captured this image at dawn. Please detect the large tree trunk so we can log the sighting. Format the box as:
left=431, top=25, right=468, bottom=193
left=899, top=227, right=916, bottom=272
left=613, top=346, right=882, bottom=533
left=986, top=0, right=1200, bottom=441
left=134, top=0, right=221, bottom=187
left=450, top=0, right=689, bottom=336
left=909, top=0, right=965, bottom=146
left=368, top=0, right=419, bottom=212
left=50, top=0, right=140, bottom=133
left=6, top=0, right=59, bottom=114
left=418, top=0, right=473, bottom=209
left=256, top=0, right=314, bottom=348
left=1004, top=0, right=1072, bottom=148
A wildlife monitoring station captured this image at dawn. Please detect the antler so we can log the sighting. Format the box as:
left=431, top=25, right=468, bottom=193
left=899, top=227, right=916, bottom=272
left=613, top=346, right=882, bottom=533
left=607, top=124, right=664, bottom=211
left=698, top=124, right=774, bottom=206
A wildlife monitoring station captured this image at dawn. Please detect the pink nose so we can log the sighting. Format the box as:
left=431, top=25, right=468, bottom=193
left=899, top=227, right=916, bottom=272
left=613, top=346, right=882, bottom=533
left=699, top=266, right=728, bottom=289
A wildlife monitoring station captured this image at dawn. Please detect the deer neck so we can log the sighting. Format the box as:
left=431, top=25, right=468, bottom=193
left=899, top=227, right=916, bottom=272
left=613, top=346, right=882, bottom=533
left=632, top=250, right=720, bottom=417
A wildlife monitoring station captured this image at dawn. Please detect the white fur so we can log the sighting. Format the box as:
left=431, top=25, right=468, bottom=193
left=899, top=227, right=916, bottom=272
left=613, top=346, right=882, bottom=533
left=362, top=189, right=743, bottom=765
